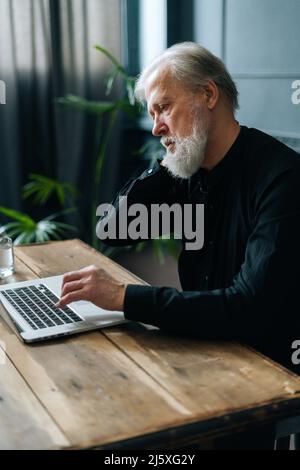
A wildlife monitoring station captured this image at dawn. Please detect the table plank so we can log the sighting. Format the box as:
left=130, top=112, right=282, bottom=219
left=0, top=325, right=196, bottom=448
left=1, top=242, right=196, bottom=448
left=105, top=326, right=300, bottom=420
left=15, top=241, right=300, bottom=405
left=14, top=239, right=146, bottom=286
left=7, top=239, right=300, bottom=447
left=0, top=346, right=69, bottom=449
left=0, top=255, right=39, bottom=286
left=0, top=257, right=69, bottom=450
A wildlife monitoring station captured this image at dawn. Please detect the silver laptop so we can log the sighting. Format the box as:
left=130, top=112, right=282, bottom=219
left=0, top=275, right=126, bottom=343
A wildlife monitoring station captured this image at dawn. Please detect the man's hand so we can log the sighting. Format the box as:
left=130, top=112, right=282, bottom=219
left=56, top=265, right=126, bottom=311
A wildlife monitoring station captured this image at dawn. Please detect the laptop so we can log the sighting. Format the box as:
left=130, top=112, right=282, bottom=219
left=0, top=275, right=126, bottom=343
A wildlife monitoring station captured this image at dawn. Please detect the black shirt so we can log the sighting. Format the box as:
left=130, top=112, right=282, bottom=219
left=99, top=126, right=300, bottom=372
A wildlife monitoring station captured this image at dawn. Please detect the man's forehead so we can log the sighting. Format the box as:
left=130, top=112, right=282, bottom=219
left=145, top=69, right=169, bottom=95
left=145, top=68, right=179, bottom=106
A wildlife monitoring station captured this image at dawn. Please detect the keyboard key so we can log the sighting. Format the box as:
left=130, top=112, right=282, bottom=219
left=2, top=284, right=83, bottom=330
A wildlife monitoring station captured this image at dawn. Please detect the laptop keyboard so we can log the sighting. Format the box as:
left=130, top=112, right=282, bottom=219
left=1, top=284, right=83, bottom=330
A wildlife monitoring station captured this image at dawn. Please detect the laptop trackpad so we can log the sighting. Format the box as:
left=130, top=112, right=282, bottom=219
left=70, top=300, right=124, bottom=323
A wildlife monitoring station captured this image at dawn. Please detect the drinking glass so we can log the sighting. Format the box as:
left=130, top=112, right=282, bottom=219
left=0, top=236, right=15, bottom=278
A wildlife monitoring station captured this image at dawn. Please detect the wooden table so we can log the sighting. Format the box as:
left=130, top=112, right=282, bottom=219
left=0, top=239, right=300, bottom=450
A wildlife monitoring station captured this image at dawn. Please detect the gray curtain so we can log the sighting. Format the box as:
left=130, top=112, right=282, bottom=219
left=0, top=0, right=122, bottom=237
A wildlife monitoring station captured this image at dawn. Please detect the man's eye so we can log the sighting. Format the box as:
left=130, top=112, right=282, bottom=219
left=159, top=104, right=168, bottom=112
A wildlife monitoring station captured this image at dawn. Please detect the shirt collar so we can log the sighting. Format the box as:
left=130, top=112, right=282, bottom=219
left=192, top=125, right=246, bottom=191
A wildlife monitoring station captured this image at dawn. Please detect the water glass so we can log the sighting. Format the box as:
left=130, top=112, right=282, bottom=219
left=0, top=236, right=15, bottom=278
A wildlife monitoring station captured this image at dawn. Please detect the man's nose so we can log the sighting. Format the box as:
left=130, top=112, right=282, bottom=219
left=152, top=118, right=168, bottom=137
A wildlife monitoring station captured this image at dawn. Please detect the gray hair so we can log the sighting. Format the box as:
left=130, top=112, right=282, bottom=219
left=135, top=42, right=239, bottom=112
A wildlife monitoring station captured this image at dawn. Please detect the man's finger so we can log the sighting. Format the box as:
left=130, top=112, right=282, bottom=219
left=56, top=289, right=86, bottom=309
left=60, top=280, right=83, bottom=298
left=61, top=270, right=84, bottom=289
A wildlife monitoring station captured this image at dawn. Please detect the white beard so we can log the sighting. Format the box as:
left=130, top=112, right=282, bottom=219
left=161, top=119, right=208, bottom=179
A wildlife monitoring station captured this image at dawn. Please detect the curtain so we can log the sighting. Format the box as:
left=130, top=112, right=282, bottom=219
left=0, top=0, right=122, bottom=238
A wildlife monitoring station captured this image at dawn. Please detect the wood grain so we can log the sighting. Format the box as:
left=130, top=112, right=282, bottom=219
left=1, top=242, right=191, bottom=448
left=105, top=326, right=300, bottom=416
left=1, top=239, right=300, bottom=449
left=0, top=349, right=69, bottom=449
left=0, top=258, right=69, bottom=449
left=14, top=239, right=146, bottom=285
left=0, top=326, right=196, bottom=448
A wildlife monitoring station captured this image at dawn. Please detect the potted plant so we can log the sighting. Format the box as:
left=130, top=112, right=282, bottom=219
left=57, top=45, right=181, bottom=264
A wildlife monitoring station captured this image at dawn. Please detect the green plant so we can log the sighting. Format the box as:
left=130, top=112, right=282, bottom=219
left=23, top=173, right=78, bottom=206
left=57, top=45, right=181, bottom=264
left=0, top=175, right=78, bottom=245
left=57, top=45, right=140, bottom=250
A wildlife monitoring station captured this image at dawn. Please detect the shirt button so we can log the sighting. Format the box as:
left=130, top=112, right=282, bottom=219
left=209, top=204, right=214, bottom=210
left=205, top=275, right=209, bottom=281
left=209, top=240, right=214, bottom=246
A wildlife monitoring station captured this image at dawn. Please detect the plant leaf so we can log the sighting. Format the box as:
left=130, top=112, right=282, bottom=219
left=23, top=174, right=78, bottom=207
left=105, top=67, right=119, bottom=95
left=56, top=185, right=65, bottom=205
left=14, top=231, right=35, bottom=245
left=43, top=207, right=77, bottom=221
left=117, top=99, right=140, bottom=118
left=94, top=45, right=126, bottom=74
left=126, top=77, right=136, bottom=106
left=135, top=241, right=147, bottom=253
left=57, top=95, right=116, bottom=115
left=0, top=207, right=77, bottom=245
left=0, top=207, right=36, bottom=226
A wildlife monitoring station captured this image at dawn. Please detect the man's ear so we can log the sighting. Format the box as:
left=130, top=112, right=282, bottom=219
left=202, top=80, right=219, bottom=110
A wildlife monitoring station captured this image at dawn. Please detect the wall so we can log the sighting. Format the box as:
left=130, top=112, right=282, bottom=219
left=195, top=0, right=300, bottom=153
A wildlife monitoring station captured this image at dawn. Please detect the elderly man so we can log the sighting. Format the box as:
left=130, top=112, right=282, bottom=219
left=57, top=42, right=300, bottom=377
